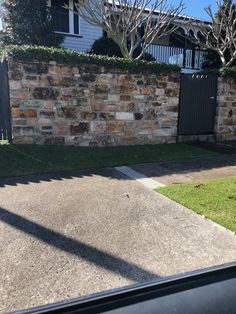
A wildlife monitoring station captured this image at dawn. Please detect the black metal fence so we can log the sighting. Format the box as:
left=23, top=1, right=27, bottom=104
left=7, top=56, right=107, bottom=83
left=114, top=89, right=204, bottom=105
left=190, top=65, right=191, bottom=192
left=178, top=74, right=218, bottom=136
left=0, top=60, right=12, bottom=142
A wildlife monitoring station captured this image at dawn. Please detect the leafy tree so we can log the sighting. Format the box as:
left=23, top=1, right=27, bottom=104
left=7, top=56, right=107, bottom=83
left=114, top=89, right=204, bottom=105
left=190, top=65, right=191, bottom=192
left=1, top=0, right=63, bottom=47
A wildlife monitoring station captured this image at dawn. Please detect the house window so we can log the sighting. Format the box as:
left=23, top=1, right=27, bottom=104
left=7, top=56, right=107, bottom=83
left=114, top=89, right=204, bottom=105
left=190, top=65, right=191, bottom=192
left=51, top=0, right=80, bottom=35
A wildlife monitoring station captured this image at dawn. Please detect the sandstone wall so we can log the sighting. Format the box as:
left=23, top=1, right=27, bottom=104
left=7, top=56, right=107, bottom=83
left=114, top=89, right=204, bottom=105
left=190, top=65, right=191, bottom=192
left=8, top=60, right=180, bottom=146
left=216, top=77, right=236, bottom=141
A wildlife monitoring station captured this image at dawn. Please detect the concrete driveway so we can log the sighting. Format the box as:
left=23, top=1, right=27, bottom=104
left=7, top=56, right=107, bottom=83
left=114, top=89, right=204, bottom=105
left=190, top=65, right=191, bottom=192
left=0, top=168, right=236, bottom=312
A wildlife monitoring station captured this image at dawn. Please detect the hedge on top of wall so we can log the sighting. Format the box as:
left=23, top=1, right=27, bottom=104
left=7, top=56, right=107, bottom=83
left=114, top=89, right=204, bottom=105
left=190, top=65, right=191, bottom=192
left=220, top=67, right=236, bottom=80
left=0, top=45, right=180, bottom=74
left=201, top=67, right=236, bottom=79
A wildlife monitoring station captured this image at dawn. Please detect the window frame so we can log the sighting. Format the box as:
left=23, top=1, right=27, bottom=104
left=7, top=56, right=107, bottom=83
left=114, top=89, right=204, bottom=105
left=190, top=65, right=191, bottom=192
left=49, top=0, right=81, bottom=37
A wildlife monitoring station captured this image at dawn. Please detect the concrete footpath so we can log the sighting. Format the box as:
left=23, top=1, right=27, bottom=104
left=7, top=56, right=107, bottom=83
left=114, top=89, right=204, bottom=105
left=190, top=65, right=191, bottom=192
left=0, top=167, right=236, bottom=312
left=130, top=154, right=236, bottom=186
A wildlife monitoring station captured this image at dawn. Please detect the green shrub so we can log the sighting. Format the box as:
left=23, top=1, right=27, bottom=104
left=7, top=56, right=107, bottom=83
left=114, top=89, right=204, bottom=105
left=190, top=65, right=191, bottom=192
left=0, top=45, right=180, bottom=74
left=220, top=67, right=236, bottom=79
left=90, top=37, right=155, bottom=62
left=90, top=37, right=123, bottom=58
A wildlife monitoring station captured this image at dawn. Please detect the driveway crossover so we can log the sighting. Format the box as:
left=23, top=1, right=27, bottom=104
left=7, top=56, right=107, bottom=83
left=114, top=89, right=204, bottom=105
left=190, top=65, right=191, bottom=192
left=0, top=168, right=236, bottom=312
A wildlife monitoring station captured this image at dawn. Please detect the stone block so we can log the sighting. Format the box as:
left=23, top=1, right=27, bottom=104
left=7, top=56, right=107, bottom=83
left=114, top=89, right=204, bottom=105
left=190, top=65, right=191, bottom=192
left=120, top=95, right=131, bottom=101
left=125, top=121, right=137, bottom=129
left=93, top=85, right=109, bottom=94
left=70, top=123, right=89, bottom=134
left=13, top=136, right=34, bottom=144
left=12, top=119, right=27, bottom=126
left=79, top=64, right=99, bottom=73
left=133, top=94, right=146, bottom=100
left=161, top=117, right=177, bottom=127
left=13, top=126, right=35, bottom=136
left=116, top=112, right=134, bottom=120
left=138, top=129, right=153, bottom=135
left=38, top=76, right=60, bottom=87
left=156, top=81, right=168, bottom=89
left=124, top=103, right=136, bottom=112
left=59, top=77, right=78, bottom=87
left=11, top=91, right=32, bottom=100
left=12, top=109, right=37, bottom=118
left=10, top=71, right=23, bottom=81
left=144, top=109, right=158, bottom=120
left=165, top=88, right=179, bottom=97
left=11, top=100, right=20, bottom=108
left=153, top=128, right=172, bottom=137
left=143, top=77, right=157, bottom=85
left=55, top=137, right=65, bottom=145
left=120, top=85, right=139, bottom=94
left=61, top=88, right=84, bottom=97
left=39, top=111, right=55, bottom=118
left=139, top=86, right=155, bottom=94
left=99, top=112, right=115, bottom=120
left=22, top=79, right=39, bottom=88
left=125, top=129, right=135, bottom=136
left=23, top=63, right=37, bottom=74
left=119, top=75, right=133, bottom=84
left=58, top=107, right=77, bottom=119
left=139, top=121, right=155, bottom=129
left=152, top=101, right=162, bottom=107
left=8, top=61, right=22, bottom=72
left=54, top=122, right=69, bottom=135
left=38, top=118, right=52, bottom=125
left=80, top=112, right=97, bottom=120
left=42, top=126, right=53, bottom=130
left=81, top=73, right=96, bottom=82
left=40, top=100, right=55, bottom=110
left=9, top=80, right=22, bottom=90
left=33, top=87, right=59, bottom=100
left=93, top=102, right=122, bottom=111
left=107, top=121, right=124, bottom=133
left=48, top=65, right=72, bottom=76
left=108, top=94, right=120, bottom=102
left=90, top=121, right=106, bottom=133
left=134, top=113, right=143, bottom=120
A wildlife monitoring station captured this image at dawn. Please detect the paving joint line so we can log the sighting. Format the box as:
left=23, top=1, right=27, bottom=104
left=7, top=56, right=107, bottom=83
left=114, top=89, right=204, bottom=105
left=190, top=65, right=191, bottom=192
left=115, top=166, right=166, bottom=189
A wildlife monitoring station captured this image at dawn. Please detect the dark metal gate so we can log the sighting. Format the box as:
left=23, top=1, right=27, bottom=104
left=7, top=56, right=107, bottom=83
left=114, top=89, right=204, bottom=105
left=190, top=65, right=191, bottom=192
left=178, top=73, right=218, bottom=135
left=0, top=60, right=12, bottom=142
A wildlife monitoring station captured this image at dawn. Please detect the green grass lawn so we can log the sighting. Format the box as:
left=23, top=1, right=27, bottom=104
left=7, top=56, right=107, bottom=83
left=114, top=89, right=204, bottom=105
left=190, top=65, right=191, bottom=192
left=156, top=176, right=236, bottom=232
left=0, top=143, right=217, bottom=178
left=224, top=140, right=236, bottom=148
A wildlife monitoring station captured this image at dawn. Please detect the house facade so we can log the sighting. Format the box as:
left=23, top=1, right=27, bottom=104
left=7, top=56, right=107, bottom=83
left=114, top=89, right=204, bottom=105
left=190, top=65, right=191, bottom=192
left=1, top=0, right=207, bottom=72
left=49, top=0, right=103, bottom=52
left=49, top=1, right=210, bottom=72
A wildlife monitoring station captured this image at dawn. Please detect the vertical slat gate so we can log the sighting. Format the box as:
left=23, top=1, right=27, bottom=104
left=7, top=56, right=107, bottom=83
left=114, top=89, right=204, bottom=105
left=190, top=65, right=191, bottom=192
left=0, top=60, right=12, bottom=142
left=178, top=74, right=218, bottom=135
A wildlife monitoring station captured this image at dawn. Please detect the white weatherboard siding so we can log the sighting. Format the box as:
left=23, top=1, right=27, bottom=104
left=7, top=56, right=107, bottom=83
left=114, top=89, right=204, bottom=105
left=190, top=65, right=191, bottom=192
left=61, top=18, right=103, bottom=52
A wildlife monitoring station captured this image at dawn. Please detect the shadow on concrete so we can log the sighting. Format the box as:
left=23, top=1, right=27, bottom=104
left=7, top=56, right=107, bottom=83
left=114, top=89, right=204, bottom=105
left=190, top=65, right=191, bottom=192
left=0, top=206, right=158, bottom=282
left=0, top=168, right=132, bottom=188
left=1, top=153, right=236, bottom=188
left=131, top=154, right=236, bottom=184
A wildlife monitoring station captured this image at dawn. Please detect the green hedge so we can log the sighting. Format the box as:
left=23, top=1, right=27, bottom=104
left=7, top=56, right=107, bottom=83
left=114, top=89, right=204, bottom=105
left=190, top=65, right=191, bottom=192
left=200, top=67, right=236, bottom=79
left=220, top=67, right=236, bottom=79
left=0, top=45, right=180, bottom=74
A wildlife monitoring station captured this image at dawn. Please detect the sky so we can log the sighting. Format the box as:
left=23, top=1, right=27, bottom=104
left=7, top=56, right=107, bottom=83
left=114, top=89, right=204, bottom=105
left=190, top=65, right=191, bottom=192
left=0, top=0, right=218, bottom=30
left=167, top=0, right=218, bottom=20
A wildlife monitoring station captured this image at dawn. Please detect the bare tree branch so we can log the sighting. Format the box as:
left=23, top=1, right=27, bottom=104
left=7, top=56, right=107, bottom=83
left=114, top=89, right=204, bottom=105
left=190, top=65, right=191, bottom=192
left=188, top=0, right=236, bottom=67
left=64, top=0, right=185, bottom=59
